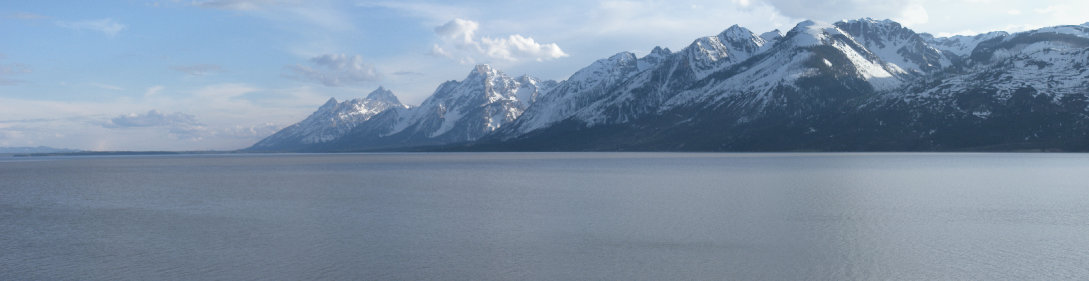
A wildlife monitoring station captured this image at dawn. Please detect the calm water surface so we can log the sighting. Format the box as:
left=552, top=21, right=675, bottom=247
left=2, top=153, right=1088, bottom=280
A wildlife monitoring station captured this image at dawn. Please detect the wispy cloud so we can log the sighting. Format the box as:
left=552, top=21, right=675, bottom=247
left=432, top=18, right=568, bottom=64
left=5, top=12, right=48, bottom=20
left=105, top=110, right=198, bottom=128
left=193, top=0, right=353, bottom=31
left=99, top=109, right=283, bottom=142
left=90, top=82, right=124, bottom=91
left=0, top=63, right=31, bottom=75
left=286, top=54, right=381, bottom=86
left=191, top=0, right=281, bottom=11
left=144, top=85, right=165, bottom=97
left=56, top=18, right=126, bottom=36
left=171, top=64, right=224, bottom=76
left=0, top=58, right=31, bottom=86
left=393, top=71, right=425, bottom=76
left=357, top=1, right=472, bottom=24
left=216, top=123, right=283, bottom=139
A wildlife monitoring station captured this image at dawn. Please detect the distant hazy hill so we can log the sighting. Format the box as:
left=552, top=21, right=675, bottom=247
left=0, top=146, right=82, bottom=154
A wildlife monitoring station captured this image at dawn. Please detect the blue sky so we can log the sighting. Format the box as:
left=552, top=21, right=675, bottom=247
left=2, top=0, right=1087, bottom=151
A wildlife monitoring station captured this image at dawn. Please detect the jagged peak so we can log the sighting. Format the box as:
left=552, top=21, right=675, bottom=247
left=468, top=64, right=501, bottom=78
left=760, top=29, right=783, bottom=42
left=649, top=46, right=672, bottom=56
left=840, top=17, right=899, bottom=26
left=607, top=51, right=637, bottom=61
left=718, top=24, right=755, bottom=41
left=835, top=18, right=915, bottom=38
left=365, top=86, right=401, bottom=104
left=319, top=97, right=338, bottom=110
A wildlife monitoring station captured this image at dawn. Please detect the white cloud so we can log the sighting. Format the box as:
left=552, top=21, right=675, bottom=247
left=895, top=4, right=929, bottom=26
left=435, top=18, right=479, bottom=45
left=481, top=35, right=569, bottom=62
left=287, top=54, right=381, bottom=86
left=433, top=18, right=569, bottom=64
left=56, top=18, right=126, bottom=36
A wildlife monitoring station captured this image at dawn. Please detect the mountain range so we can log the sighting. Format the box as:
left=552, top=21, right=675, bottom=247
left=248, top=19, right=1089, bottom=152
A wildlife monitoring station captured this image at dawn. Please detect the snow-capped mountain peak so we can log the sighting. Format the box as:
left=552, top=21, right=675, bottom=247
left=469, top=64, right=499, bottom=78
left=759, top=29, right=783, bottom=43
left=834, top=18, right=949, bottom=74
left=248, top=87, right=406, bottom=150
left=646, top=46, right=672, bottom=58
left=383, top=65, right=556, bottom=140
left=718, top=25, right=758, bottom=43
left=679, top=24, right=769, bottom=79
left=365, top=86, right=400, bottom=104
left=784, top=20, right=842, bottom=47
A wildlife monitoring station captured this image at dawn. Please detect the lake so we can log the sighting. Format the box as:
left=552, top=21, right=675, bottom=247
left=2, top=153, right=1088, bottom=280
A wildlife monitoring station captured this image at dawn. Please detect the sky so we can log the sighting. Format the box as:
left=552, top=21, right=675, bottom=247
left=2, top=0, right=1087, bottom=151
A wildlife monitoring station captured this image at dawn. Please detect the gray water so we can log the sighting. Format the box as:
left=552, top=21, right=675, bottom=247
left=2, top=153, right=1088, bottom=280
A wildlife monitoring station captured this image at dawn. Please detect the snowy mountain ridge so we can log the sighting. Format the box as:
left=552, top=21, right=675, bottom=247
left=251, top=18, right=1089, bottom=152
left=249, top=87, right=407, bottom=150
left=249, top=65, right=555, bottom=151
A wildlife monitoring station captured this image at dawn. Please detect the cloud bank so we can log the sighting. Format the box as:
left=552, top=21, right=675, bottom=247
left=104, top=110, right=206, bottom=139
